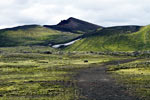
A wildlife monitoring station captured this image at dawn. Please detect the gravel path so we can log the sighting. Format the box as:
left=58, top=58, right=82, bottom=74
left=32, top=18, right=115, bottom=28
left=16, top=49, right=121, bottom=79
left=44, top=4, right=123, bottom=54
left=74, top=59, right=140, bottom=100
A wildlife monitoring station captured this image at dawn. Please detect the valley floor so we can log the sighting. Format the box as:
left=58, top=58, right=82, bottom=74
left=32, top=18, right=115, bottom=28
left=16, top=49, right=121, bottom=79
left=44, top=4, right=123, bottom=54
left=0, top=46, right=150, bottom=100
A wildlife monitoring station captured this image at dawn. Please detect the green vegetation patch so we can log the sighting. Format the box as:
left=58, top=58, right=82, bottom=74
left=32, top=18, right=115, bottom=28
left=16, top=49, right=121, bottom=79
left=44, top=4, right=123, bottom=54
left=65, top=25, right=150, bottom=51
left=0, top=26, right=81, bottom=47
left=109, top=59, right=150, bottom=100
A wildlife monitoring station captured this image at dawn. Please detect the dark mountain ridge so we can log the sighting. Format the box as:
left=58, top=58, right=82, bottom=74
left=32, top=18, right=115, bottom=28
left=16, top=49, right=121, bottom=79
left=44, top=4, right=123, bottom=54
left=81, top=25, right=142, bottom=38
left=0, top=25, right=41, bottom=32
left=0, top=18, right=142, bottom=36
left=44, top=17, right=102, bottom=34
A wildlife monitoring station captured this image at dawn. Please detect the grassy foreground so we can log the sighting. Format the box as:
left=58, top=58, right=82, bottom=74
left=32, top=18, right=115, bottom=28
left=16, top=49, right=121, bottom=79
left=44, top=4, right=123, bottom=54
left=0, top=46, right=124, bottom=100
left=109, top=58, right=150, bottom=100
left=1, top=46, right=150, bottom=99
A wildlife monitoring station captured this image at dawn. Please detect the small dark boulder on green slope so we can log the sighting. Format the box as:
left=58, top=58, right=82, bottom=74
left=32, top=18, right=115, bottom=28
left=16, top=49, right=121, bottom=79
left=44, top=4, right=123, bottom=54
left=43, top=51, right=52, bottom=54
left=84, top=60, right=88, bottom=63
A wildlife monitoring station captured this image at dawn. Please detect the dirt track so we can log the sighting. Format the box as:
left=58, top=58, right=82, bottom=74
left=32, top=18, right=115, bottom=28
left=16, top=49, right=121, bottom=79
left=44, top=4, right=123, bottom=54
left=74, top=59, right=140, bottom=100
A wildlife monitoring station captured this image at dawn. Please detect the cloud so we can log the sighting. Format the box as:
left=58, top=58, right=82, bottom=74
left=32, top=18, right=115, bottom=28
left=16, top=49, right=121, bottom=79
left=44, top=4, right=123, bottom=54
left=0, top=0, right=150, bottom=29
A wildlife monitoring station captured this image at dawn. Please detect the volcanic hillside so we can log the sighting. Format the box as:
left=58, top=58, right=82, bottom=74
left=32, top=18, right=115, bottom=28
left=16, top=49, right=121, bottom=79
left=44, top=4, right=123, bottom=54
left=44, top=17, right=102, bottom=34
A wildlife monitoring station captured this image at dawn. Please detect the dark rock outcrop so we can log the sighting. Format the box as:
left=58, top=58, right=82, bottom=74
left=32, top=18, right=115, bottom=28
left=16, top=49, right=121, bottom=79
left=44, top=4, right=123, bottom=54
left=44, top=17, right=102, bottom=34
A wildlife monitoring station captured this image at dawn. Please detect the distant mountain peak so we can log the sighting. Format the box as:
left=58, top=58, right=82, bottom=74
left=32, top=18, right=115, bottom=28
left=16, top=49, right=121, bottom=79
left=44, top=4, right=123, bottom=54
left=44, top=17, right=102, bottom=34
left=69, top=17, right=75, bottom=19
left=57, top=17, right=79, bottom=25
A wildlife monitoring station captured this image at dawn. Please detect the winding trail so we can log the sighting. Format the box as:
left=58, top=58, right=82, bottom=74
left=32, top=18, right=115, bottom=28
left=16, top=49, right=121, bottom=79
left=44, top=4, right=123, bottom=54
left=74, top=59, right=140, bottom=100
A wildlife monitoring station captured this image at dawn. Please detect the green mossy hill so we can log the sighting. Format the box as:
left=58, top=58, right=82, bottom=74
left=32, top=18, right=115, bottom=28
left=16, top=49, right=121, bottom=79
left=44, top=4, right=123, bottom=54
left=0, top=25, right=80, bottom=47
left=65, top=25, right=150, bottom=51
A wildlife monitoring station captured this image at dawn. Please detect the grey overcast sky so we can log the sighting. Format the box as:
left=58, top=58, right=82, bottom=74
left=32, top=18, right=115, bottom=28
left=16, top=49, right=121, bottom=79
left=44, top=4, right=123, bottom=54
left=0, top=0, right=150, bottom=29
